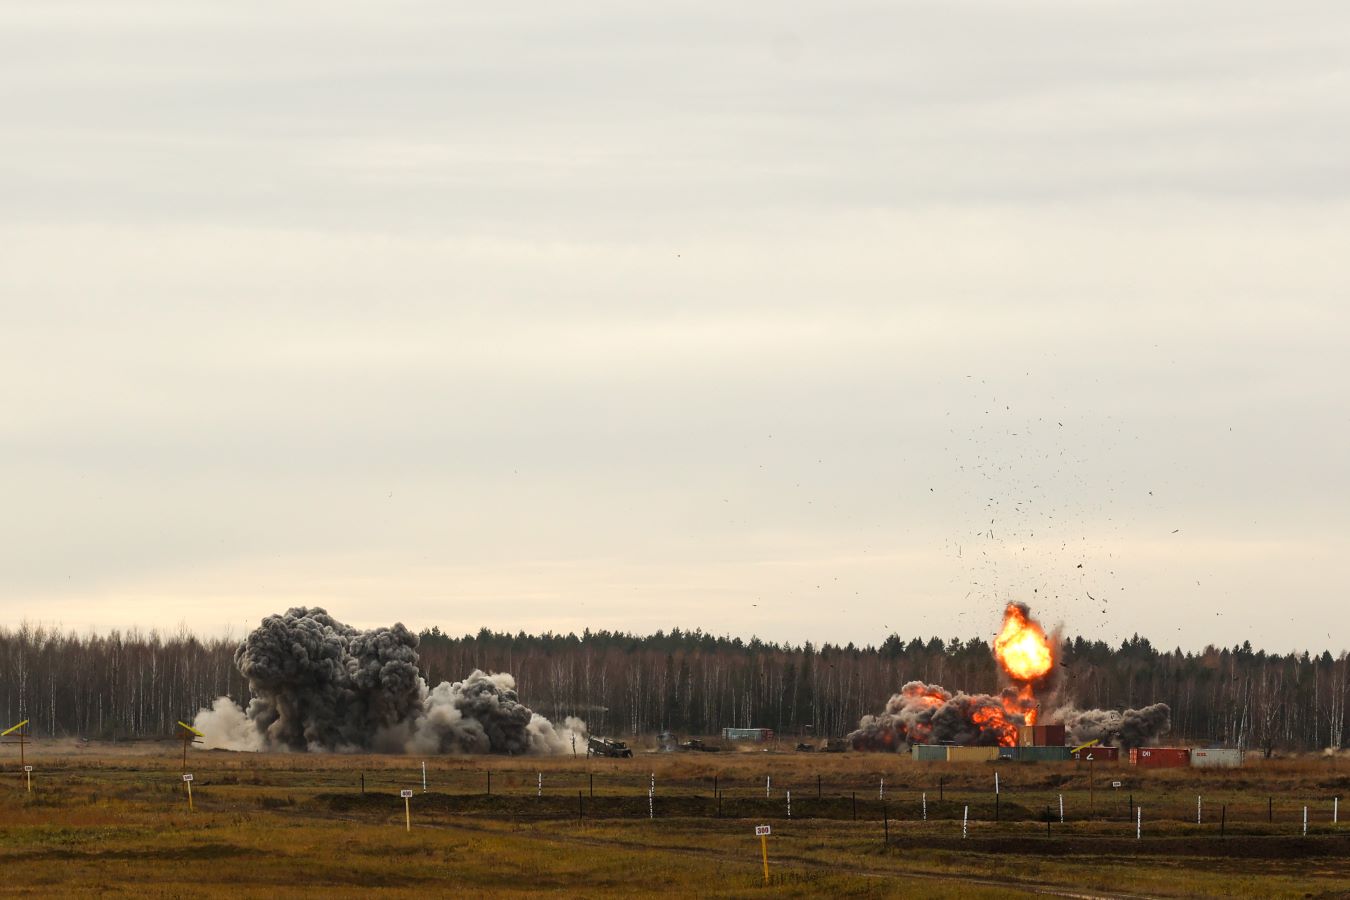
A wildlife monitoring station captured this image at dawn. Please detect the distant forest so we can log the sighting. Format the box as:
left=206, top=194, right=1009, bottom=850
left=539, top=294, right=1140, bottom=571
left=0, top=623, right=1345, bottom=753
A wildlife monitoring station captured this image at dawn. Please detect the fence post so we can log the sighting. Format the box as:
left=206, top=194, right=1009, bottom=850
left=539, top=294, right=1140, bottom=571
left=852, top=792, right=857, bottom=821
left=883, top=803, right=889, bottom=844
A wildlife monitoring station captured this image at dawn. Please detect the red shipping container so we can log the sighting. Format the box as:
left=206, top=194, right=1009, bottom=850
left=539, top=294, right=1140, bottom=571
left=1035, top=724, right=1067, bottom=746
left=1129, top=747, right=1190, bottom=768
left=1071, top=746, right=1119, bottom=762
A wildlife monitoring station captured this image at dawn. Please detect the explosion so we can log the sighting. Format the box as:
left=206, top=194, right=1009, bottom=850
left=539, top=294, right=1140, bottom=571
left=994, top=602, right=1054, bottom=683
left=993, top=602, right=1054, bottom=724
left=193, top=607, right=586, bottom=755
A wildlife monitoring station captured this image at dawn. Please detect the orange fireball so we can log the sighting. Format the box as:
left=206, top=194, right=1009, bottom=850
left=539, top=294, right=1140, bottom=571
left=994, top=602, right=1054, bottom=683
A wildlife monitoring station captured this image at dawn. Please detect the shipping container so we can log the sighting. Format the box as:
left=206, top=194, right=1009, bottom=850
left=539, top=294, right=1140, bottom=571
left=721, top=727, right=774, bottom=742
left=946, top=746, right=1001, bottom=763
left=1190, top=748, right=1243, bottom=768
left=1129, top=747, right=1190, bottom=768
left=1070, top=746, right=1119, bottom=762
left=911, top=744, right=948, bottom=762
left=1018, top=724, right=1067, bottom=747
left=1035, top=724, right=1066, bottom=746
left=998, top=745, right=1018, bottom=760
left=1011, top=745, right=1071, bottom=762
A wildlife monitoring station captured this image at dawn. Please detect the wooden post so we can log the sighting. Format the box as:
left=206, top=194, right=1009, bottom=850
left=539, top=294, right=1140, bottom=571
left=360, top=773, right=365, bottom=794
left=760, top=833, right=770, bottom=885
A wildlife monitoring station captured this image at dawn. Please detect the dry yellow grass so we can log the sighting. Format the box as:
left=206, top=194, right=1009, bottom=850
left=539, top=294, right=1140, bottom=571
left=0, top=746, right=1346, bottom=897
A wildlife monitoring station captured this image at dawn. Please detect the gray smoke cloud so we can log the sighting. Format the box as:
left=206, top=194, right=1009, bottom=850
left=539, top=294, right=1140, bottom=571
left=193, top=607, right=585, bottom=754
left=848, top=681, right=1034, bottom=750
left=849, top=681, right=1172, bottom=752
left=1052, top=703, right=1172, bottom=751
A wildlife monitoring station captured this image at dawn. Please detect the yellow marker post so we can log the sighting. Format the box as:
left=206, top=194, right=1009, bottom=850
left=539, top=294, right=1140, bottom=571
left=401, top=789, right=414, bottom=832
left=1070, top=738, right=1101, bottom=756
left=183, top=773, right=194, bottom=811
left=755, top=824, right=771, bottom=885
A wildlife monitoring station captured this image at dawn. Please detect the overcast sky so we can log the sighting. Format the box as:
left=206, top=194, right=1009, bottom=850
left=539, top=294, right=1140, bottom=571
left=2, top=1, right=1347, bottom=654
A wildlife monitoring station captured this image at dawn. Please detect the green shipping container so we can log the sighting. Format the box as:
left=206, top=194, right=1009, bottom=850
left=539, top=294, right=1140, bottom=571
left=1013, top=745, right=1071, bottom=762
left=911, top=744, right=948, bottom=761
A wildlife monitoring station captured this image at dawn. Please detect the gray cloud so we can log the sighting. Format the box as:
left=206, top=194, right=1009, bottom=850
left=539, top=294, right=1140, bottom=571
left=1, top=2, right=1347, bottom=653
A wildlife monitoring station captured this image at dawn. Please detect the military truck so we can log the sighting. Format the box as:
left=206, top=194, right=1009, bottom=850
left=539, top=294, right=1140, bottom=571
left=588, top=736, right=633, bottom=758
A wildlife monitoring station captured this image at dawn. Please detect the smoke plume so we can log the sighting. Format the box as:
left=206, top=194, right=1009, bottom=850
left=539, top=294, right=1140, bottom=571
left=1052, top=703, right=1171, bottom=750
left=194, top=607, right=585, bottom=755
left=848, top=681, right=1034, bottom=749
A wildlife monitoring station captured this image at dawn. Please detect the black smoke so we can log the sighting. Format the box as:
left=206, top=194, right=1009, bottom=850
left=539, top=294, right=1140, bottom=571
left=1052, top=703, right=1172, bottom=750
left=848, top=681, right=1031, bottom=750
left=194, top=608, right=585, bottom=754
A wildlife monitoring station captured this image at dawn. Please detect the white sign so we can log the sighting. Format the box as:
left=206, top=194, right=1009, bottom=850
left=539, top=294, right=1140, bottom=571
left=1085, top=754, right=1094, bottom=761
left=754, top=825, right=771, bottom=836
left=400, top=789, right=414, bottom=799
left=1112, top=781, right=1122, bottom=788
left=23, top=765, right=33, bottom=772
left=182, top=774, right=193, bottom=782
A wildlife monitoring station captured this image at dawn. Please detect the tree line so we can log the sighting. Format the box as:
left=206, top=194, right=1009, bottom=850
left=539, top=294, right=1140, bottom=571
left=1, top=622, right=1345, bottom=752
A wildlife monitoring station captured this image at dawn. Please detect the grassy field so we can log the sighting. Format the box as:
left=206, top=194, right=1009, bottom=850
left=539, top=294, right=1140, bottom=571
left=0, top=744, right=1346, bottom=897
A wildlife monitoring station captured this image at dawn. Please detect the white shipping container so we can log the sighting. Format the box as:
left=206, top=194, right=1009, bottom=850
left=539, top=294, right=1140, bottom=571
left=1190, top=748, right=1243, bottom=768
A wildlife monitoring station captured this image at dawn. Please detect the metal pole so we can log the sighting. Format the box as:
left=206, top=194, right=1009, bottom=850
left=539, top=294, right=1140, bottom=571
left=962, top=805, right=969, bottom=839
left=765, top=775, right=770, bottom=799
left=1197, top=795, right=1202, bottom=825
left=422, top=762, right=427, bottom=793
left=1303, top=806, right=1308, bottom=837
left=1059, top=793, right=1064, bottom=823
left=1136, top=806, right=1141, bottom=840
left=879, top=778, right=884, bottom=801
left=922, top=792, right=927, bottom=821
left=787, top=790, right=791, bottom=819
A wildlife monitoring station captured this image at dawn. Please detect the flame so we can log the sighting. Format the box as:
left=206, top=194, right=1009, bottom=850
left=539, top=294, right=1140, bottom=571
left=1002, top=683, right=1039, bottom=726
left=993, top=602, right=1054, bottom=683
left=971, top=704, right=1019, bottom=747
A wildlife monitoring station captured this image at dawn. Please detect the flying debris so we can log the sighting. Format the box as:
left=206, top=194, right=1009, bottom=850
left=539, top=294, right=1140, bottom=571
left=193, top=608, right=585, bottom=755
